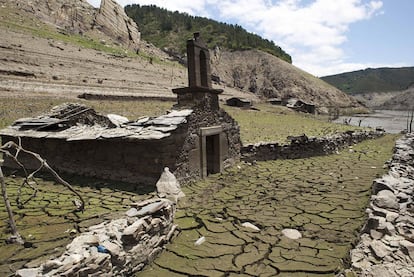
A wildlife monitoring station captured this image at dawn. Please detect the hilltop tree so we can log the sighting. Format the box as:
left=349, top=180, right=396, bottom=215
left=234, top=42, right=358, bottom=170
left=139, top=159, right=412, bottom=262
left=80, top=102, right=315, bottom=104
left=125, top=4, right=292, bottom=63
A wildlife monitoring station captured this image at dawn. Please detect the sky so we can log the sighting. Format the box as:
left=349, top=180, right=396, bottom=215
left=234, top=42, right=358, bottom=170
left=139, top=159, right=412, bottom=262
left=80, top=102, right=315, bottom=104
left=87, top=0, right=414, bottom=77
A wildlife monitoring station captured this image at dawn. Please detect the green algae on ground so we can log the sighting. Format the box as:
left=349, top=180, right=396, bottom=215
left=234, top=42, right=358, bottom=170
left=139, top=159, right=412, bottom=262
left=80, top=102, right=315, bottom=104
left=223, top=104, right=366, bottom=144
left=140, top=135, right=398, bottom=276
left=0, top=175, right=152, bottom=276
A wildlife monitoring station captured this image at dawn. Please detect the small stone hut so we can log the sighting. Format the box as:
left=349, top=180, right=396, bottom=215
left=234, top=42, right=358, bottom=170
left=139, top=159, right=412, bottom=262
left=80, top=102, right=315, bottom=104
left=0, top=33, right=241, bottom=186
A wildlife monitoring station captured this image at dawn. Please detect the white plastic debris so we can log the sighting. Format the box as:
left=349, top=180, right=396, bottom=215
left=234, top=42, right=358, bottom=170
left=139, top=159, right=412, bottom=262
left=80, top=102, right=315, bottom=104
left=194, top=236, right=206, bottom=246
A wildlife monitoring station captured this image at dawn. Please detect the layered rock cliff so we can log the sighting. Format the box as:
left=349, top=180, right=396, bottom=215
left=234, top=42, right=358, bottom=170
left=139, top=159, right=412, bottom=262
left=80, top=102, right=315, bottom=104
left=95, top=0, right=140, bottom=47
left=10, top=0, right=140, bottom=48
left=12, top=0, right=95, bottom=33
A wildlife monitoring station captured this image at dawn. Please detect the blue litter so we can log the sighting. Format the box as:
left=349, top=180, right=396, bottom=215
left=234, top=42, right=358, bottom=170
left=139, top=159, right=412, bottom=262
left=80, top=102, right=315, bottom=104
left=97, top=245, right=108, bottom=253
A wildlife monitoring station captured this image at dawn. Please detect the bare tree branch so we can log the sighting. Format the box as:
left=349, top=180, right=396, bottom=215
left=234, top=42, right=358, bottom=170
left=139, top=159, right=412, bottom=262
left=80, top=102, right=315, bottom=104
left=0, top=138, right=86, bottom=244
left=0, top=140, right=85, bottom=212
left=0, top=165, right=24, bottom=244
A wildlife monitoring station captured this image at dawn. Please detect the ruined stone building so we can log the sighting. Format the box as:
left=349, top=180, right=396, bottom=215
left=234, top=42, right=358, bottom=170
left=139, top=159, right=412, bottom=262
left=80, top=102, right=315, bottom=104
left=0, top=33, right=241, bottom=186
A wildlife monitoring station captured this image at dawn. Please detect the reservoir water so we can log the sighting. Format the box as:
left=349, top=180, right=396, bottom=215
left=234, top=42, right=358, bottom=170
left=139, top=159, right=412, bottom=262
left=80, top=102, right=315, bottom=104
left=334, top=110, right=413, bottom=134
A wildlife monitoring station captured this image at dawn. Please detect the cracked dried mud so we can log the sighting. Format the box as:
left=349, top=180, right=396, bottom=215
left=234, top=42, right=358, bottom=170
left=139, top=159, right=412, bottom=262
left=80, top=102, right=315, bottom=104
left=0, top=136, right=398, bottom=276
left=141, top=135, right=397, bottom=276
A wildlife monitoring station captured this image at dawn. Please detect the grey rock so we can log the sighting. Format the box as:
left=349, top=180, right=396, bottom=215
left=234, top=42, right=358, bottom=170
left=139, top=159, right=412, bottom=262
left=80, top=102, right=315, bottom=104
left=123, top=218, right=147, bottom=237
left=369, top=265, right=399, bottom=277
left=136, top=200, right=171, bottom=216
left=15, top=268, right=41, bottom=277
left=370, top=229, right=384, bottom=240
left=370, top=239, right=391, bottom=259
left=386, top=211, right=399, bottom=223
left=42, top=260, right=63, bottom=273
left=107, top=114, right=129, bottom=127
left=373, top=177, right=397, bottom=194
left=241, top=222, right=260, bottom=232
left=125, top=207, right=139, bottom=217
left=399, top=240, right=414, bottom=260
left=396, top=192, right=410, bottom=203
left=374, top=190, right=399, bottom=211
left=102, top=241, right=121, bottom=257
left=281, top=228, right=302, bottom=239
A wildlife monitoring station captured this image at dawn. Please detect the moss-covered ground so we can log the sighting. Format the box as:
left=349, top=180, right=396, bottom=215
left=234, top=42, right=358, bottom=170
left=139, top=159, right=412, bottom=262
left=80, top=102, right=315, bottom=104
left=0, top=174, right=156, bottom=276
left=223, top=104, right=366, bottom=144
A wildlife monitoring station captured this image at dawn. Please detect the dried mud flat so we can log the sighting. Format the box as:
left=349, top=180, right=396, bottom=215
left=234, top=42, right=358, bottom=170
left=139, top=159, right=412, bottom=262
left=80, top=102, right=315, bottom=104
left=0, top=175, right=155, bottom=276
left=0, top=134, right=397, bottom=276
left=141, top=135, right=397, bottom=276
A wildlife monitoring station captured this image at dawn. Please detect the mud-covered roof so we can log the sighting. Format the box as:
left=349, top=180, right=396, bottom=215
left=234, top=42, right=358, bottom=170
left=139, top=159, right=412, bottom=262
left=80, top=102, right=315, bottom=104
left=0, top=103, right=193, bottom=141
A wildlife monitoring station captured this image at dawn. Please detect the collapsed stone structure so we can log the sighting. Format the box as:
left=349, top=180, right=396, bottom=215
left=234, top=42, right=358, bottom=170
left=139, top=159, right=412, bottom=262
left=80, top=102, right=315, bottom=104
left=0, top=33, right=241, bottom=185
left=241, top=130, right=385, bottom=162
left=343, top=133, right=414, bottom=276
left=15, top=198, right=177, bottom=277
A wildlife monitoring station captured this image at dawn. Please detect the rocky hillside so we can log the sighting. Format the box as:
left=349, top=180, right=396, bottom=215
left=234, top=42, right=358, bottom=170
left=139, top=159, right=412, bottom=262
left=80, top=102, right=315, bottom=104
left=0, top=0, right=362, bottom=113
left=212, top=49, right=360, bottom=109
left=10, top=0, right=141, bottom=49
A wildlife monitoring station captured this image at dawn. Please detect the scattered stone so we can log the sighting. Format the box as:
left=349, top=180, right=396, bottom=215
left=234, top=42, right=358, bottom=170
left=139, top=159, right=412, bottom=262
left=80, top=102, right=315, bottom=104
left=241, top=222, right=260, bottom=232
left=281, top=228, right=302, bottom=240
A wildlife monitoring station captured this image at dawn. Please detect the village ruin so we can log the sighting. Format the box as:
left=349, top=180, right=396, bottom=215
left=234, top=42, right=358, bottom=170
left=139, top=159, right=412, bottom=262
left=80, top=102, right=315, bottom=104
left=0, top=33, right=241, bottom=186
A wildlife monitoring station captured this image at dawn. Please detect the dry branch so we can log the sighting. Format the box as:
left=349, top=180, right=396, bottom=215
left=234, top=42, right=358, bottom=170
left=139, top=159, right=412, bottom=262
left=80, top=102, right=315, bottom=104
left=0, top=138, right=85, bottom=244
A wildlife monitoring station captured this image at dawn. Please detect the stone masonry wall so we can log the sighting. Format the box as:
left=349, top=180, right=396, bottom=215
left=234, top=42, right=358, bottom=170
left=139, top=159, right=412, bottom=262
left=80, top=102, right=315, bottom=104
left=343, top=133, right=414, bottom=276
left=241, top=130, right=385, bottom=162
left=1, top=129, right=188, bottom=186
left=173, top=104, right=241, bottom=182
left=15, top=198, right=177, bottom=277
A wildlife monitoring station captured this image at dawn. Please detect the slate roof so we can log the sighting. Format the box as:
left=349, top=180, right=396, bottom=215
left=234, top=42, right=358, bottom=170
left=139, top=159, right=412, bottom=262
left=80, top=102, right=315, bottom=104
left=0, top=103, right=193, bottom=141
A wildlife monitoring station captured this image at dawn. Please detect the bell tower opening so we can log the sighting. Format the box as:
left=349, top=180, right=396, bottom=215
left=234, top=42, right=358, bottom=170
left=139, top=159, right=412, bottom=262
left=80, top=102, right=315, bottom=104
left=200, top=50, right=208, bottom=87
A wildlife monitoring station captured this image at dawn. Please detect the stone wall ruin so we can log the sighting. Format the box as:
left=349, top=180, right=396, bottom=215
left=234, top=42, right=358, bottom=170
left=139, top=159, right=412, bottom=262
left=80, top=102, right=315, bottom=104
left=15, top=198, right=177, bottom=277
left=241, top=130, right=385, bottom=162
left=0, top=33, right=241, bottom=186
left=343, top=133, right=414, bottom=276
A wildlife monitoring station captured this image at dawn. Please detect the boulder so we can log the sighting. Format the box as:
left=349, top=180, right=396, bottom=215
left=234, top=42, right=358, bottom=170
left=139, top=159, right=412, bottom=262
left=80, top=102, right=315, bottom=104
left=373, top=190, right=399, bottom=211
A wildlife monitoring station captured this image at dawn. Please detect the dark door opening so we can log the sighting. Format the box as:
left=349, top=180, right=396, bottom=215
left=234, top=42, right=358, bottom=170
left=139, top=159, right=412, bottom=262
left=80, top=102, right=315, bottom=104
left=206, top=134, right=220, bottom=175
